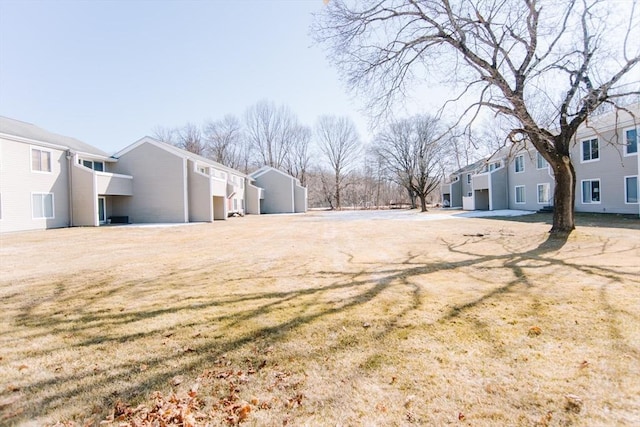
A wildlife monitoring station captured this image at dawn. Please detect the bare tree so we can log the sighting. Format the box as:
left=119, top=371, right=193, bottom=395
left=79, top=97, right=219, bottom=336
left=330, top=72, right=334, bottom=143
left=245, top=100, right=299, bottom=169
left=315, top=0, right=640, bottom=233
left=175, top=122, right=205, bottom=155
left=285, top=125, right=313, bottom=187
left=203, top=115, right=247, bottom=169
left=374, top=115, right=446, bottom=212
left=151, top=125, right=177, bottom=144
left=316, top=115, right=361, bottom=210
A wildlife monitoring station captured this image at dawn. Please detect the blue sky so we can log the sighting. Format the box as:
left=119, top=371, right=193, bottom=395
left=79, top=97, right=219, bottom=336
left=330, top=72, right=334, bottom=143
left=0, top=0, right=374, bottom=154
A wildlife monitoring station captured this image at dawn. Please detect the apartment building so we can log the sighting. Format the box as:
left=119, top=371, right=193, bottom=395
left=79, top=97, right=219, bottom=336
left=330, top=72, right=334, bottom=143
left=442, top=105, right=639, bottom=216
left=0, top=117, right=307, bottom=232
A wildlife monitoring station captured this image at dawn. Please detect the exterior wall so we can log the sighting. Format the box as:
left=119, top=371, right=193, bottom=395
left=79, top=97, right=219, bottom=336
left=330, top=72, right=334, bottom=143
left=294, top=184, right=307, bottom=213
left=187, top=160, right=213, bottom=222
left=507, top=151, right=555, bottom=211
left=489, top=167, right=509, bottom=210
left=96, top=172, right=133, bottom=195
left=228, top=173, right=245, bottom=214
left=572, top=123, right=638, bottom=214
left=254, top=170, right=295, bottom=214
left=112, top=142, right=188, bottom=223
left=71, top=162, right=97, bottom=226
left=473, top=173, right=489, bottom=190
left=245, top=183, right=262, bottom=215
left=0, top=137, right=71, bottom=232
left=446, top=179, right=462, bottom=207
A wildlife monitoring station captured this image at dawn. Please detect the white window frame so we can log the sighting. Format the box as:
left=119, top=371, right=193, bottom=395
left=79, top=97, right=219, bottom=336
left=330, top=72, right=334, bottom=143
left=581, top=179, right=601, bottom=204
left=624, top=175, right=638, bottom=204
left=624, top=126, right=638, bottom=156
left=536, top=152, right=548, bottom=169
left=515, top=185, right=525, bottom=204
left=466, top=174, right=471, bottom=184
left=537, top=183, right=551, bottom=204
left=514, top=155, right=525, bottom=173
left=581, top=138, right=600, bottom=163
left=31, top=192, right=55, bottom=219
left=31, top=147, right=52, bottom=173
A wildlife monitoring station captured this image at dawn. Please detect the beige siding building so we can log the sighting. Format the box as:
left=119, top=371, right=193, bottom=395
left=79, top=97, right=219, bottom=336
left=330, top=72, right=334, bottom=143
left=249, top=166, right=307, bottom=214
left=0, top=117, right=132, bottom=233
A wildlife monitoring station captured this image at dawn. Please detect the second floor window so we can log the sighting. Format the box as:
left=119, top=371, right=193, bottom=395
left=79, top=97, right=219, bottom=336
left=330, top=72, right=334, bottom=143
left=31, top=148, right=52, bottom=172
left=515, top=155, right=524, bottom=173
left=582, top=138, right=599, bottom=162
left=536, top=152, right=548, bottom=169
left=626, top=128, right=638, bottom=155
left=466, top=174, right=471, bottom=184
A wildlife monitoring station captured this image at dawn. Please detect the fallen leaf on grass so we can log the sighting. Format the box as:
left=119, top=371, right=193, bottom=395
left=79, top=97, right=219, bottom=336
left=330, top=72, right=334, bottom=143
left=171, top=376, right=184, bottom=386
left=579, top=360, right=589, bottom=369
left=528, top=326, right=542, bottom=336
left=565, top=394, right=583, bottom=413
left=458, top=412, right=466, bottom=421
left=17, top=364, right=28, bottom=371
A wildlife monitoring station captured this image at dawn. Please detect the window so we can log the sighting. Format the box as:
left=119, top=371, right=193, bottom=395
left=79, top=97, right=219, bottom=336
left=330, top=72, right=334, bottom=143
left=467, top=174, right=471, bottom=184
left=79, top=159, right=105, bottom=171
left=625, top=128, right=638, bottom=155
left=537, top=183, right=550, bottom=204
left=488, top=161, right=501, bottom=171
left=582, top=138, right=599, bottom=162
left=515, top=155, right=524, bottom=173
left=467, top=192, right=472, bottom=197
left=32, top=193, right=54, bottom=219
left=536, top=152, right=548, bottom=169
left=31, top=148, right=52, bottom=172
left=625, top=176, right=638, bottom=204
left=581, top=179, right=600, bottom=204
left=515, top=186, right=525, bottom=204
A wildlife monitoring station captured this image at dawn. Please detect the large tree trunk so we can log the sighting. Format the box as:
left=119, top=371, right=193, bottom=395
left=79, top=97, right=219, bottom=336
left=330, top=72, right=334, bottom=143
left=418, top=194, right=428, bottom=212
left=550, top=155, right=576, bottom=234
left=335, top=173, right=341, bottom=210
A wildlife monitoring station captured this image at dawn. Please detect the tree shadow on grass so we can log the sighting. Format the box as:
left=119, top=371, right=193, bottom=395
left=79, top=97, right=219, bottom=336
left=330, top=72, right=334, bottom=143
left=2, top=231, right=638, bottom=424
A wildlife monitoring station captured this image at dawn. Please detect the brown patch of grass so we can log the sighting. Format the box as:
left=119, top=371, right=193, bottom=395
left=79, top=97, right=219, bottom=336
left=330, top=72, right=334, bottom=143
left=0, top=212, right=639, bottom=425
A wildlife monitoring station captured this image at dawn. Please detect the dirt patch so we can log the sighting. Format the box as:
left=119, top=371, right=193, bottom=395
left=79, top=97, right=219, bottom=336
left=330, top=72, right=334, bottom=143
left=1, top=211, right=639, bottom=425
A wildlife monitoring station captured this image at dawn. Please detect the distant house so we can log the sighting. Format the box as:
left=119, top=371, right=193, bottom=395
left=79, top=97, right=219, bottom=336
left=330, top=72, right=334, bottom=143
left=441, top=159, right=486, bottom=209
left=249, top=166, right=307, bottom=214
left=442, top=104, right=639, bottom=216
left=0, top=116, right=133, bottom=232
left=112, top=137, right=248, bottom=223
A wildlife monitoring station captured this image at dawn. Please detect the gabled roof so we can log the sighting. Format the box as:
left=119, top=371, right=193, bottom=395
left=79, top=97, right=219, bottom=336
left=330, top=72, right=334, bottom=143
left=250, top=165, right=301, bottom=185
left=451, top=158, right=488, bottom=175
left=114, top=136, right=247, bottom=177
left=0, top=116, right=111, bottom=158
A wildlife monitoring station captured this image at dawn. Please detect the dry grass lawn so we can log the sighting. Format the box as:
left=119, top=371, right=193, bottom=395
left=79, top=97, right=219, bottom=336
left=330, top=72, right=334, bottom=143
left=0, top=210, right=639, bottom=426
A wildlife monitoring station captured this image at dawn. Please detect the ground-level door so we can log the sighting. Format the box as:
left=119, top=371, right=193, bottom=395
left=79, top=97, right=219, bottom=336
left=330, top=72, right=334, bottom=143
left=98, top=197, right=106, bottom=224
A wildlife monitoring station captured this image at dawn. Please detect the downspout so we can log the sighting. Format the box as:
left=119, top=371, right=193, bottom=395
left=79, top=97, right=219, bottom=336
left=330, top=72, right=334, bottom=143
left=66, top=150, right=73, bottom=227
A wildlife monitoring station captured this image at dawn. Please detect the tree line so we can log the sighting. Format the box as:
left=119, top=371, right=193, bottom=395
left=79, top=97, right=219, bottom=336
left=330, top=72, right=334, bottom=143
left=151, top=100, right=486, bottom=211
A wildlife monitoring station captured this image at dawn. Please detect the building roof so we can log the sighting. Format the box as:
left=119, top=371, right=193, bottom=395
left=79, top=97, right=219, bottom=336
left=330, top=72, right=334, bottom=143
left=114, top=136, right=248, bottom=177
left=0, top=116, right=111, bottom=158
left=250, top=165, right=302, bottom=185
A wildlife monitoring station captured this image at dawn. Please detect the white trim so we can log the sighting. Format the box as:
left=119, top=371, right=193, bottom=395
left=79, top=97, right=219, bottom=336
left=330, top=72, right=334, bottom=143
left=31, top=192, right=55, bottom=219
left=580, top=138, right=600, bottom=163
left=95, top=171, right=133, bottom=179
left=488, top=171, right=493, bottom=210
left=623, top=126, right=638, bottom=157
left=536, top=183, right=551, bottom=204
left=515, top=185, right=525, bottom=204
left=580, top=178, right=601, bottom=204
left=0, top=132, right=112, bottom=161
left=183, top=157, right=189, bottom=222
left=30, top=146, right=53, bottom=173
left=624, top=175, right=638, bottom=204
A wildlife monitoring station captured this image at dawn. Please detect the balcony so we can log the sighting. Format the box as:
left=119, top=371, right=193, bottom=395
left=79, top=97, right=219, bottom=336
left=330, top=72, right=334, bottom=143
left=96, top=172, right=133, bottom=196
